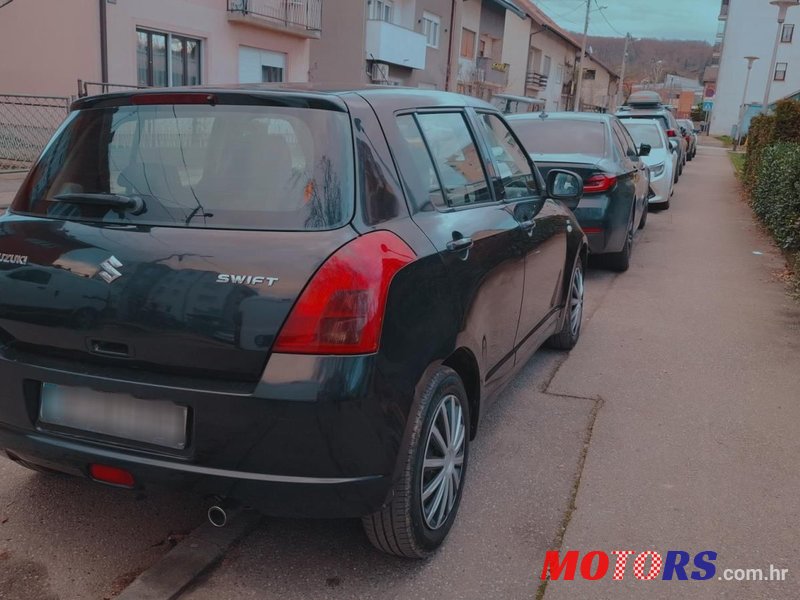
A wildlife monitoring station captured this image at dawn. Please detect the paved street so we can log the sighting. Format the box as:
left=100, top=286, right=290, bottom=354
left=1, top=140, right=799, bottom=599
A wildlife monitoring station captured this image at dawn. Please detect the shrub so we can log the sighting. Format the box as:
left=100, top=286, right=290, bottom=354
left=752, top=143, right=800, bottom=251
left=744, top=114, right=776, bottom=191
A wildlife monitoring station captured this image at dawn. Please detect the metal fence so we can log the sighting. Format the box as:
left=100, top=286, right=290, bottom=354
left=0, top=94, right=70, bottom=173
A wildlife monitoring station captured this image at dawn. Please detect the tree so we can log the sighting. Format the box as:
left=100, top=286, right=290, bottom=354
left=691, top=103, right=705, bottom=123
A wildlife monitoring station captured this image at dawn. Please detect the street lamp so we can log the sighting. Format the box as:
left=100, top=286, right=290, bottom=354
left=733, top=56, right=759, bottom=150
left=762, top=0, right=800, bottom=114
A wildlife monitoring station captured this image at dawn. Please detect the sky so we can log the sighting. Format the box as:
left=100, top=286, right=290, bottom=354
left=534, top=0, right=721, bottom=42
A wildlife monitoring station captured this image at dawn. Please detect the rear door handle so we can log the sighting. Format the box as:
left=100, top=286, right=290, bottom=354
left=446, top=237, right=474, bottom=252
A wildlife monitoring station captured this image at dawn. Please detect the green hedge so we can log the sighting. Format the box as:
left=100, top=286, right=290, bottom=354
left=752, top=143, right=800, bottom=251
left=743, top=100, right=800, bottom=189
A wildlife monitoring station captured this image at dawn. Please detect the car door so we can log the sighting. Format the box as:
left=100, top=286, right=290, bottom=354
left=611, top=120, right=645, bottom=225
left=617, top=121, right=650, bottom=203
left=472, top=110, right=568, bottom=354
left=396, top=111, right=526, bottom=391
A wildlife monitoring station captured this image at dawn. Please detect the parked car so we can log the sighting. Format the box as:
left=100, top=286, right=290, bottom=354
left=0, top=86, right=587, bottom=558
left=622, top=118, right=675, bottom=210
left=508, top=111, right=650, bottom=271
left=616, top=91, right=687, bottom=176
left=678, top=119, right=698, bottom=160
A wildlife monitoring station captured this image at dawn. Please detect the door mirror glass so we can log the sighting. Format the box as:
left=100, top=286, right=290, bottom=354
left=638, top=143, right=651, bottom=157
left=669, top=139, right=678, bottom=153
left=547, top=169, right=583, bottom=202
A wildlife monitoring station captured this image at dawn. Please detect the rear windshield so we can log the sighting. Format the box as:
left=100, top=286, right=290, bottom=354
left=619, top=114, right=670, bottom=131
left=511, top=119, right=606, bottom=156
left=622, top=122, right=665, bottom=149
left=13, top=103, right=354, bottom=231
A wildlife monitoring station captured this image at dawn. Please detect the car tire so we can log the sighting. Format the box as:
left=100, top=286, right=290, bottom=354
left=546, top=258, right=585, bottom=351
left=605, top=211, right=634, bottom=272
left=362, top=367, right=470, bottom=558
left=638, top=202, right=648, bottom=230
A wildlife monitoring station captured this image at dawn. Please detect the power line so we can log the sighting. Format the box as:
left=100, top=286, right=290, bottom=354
left=0, top=0, right=16, bottom=8
left=593, top=0, right=626, bottom=37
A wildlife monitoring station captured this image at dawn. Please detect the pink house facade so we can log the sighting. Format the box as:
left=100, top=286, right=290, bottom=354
left=0, top=0, right=320, bottom=98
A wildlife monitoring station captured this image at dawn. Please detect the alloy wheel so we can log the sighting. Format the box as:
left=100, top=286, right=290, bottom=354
left=570, top=266, right=584, bottom=337
left=421, top=393, right=466, bottom=530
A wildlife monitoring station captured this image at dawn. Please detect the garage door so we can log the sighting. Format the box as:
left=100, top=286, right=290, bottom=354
left=238, top=47, right=286, bottom=83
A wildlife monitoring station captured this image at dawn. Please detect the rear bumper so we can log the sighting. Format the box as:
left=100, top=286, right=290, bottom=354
left=0, top=352, right=404, bottom=518
left=572, top=193, right=630, bottom=255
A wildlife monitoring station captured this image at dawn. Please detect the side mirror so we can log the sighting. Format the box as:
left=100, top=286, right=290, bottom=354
left=669, top=140, right=678, bottom=153
left=638, top=144, right=651, bottom=157
left=693, top=129, right=700, bottom=134
left=547, top=169, right=583, bottom=204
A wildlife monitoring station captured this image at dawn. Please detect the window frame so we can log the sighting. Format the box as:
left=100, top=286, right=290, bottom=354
left=461, top=28, right=476, bottom=59
left=473, top=110, right=542, bottom=202
left=398, top=108, right=500, bottom=212
left=369, top=0, right=393, bottom=22
left=782, top=23, right=794, bottom=43
left=137, top=27, right=202, bottom=87
left=422, top=12, right=441, bottom=48
left=775, top=61, right=788, bottom=81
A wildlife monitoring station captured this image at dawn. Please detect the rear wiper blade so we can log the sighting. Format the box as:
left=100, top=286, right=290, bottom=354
left=52, top=193, right=145, bottom=214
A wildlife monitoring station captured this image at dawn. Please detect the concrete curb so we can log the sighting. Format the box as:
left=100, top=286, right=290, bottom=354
left=116, top=509, right=260, bottom=600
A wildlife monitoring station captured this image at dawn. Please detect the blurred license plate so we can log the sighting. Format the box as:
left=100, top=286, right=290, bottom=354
left=39, top=383, right=187, bottom=450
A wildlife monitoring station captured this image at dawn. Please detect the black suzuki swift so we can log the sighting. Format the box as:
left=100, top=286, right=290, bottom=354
left=0, top=86, right=586, bottom=557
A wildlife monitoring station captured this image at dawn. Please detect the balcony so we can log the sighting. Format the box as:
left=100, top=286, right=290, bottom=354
left=476, top=57, right=509, bottom=87
left=365, top=19, right=427, bottom=70
left=526, top=71, right=549, bottom=90
left=227, top=0, right=322, bottom=38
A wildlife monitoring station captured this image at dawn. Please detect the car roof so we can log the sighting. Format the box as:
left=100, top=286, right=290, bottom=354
left=506, top=111, right=614, bottom=123
left=71, top=83, right=497, bottom=112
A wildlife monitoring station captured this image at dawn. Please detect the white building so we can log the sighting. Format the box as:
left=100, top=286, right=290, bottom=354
left=711, top=0, right=800, bottom=135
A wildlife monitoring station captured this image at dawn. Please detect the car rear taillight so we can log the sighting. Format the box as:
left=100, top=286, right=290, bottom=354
left=666, top=129, right=677, bottom=138
left=273, top=231, right=415, bottom=355
left=583, top=174, right=618, bottom=194
left=90, top=464, right=135, bottom=488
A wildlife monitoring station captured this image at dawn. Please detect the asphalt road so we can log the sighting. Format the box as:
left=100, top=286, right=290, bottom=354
left=2, top=142, right=799, bottom=599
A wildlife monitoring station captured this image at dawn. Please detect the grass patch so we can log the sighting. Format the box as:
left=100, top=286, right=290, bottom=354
left=729, top=152, right=745, bottom=178
left=716, top=135, right=734, bottom=147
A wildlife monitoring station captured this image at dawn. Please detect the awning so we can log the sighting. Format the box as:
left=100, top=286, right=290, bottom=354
left=488, top=0, right=527, bottom=20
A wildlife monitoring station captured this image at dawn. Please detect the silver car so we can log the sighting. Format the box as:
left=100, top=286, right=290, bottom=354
left=622, top=118, right=676, bottom=210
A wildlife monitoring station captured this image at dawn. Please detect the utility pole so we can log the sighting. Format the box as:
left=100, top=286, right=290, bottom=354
left=573, top=0, right=591, bottom=112
left=616, top=33, right=632, bottom=109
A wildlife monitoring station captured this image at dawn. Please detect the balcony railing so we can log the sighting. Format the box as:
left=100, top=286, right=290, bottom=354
left=365, top=19, right=427, bottom=70
left=227, top=0, right=322, bottom=37
left=477, top=57, right=509, bottom=87
left=526, top=71, right=549, bottom=89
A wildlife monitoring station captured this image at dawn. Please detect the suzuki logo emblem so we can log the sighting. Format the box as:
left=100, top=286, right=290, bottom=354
left=99, top=256, right=123, bottom=283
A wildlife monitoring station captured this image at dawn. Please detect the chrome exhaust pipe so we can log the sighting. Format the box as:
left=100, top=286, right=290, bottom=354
left=207, top=504, right=228, bottom=528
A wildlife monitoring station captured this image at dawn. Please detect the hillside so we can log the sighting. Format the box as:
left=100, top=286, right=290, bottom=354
left=583, top=36, right=712, bottom=84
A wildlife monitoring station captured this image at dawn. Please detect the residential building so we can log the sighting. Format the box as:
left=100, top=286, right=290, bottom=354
left=517, top=0, right=619, bottom=113
left=308, top=0, right=455, bottom=89
left=710, top=0, right=800, bottom=135
left=0, top=0, right=322, bottom=98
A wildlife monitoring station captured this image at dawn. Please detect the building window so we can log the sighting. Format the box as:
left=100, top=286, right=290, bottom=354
left=782, top=23, right=794, bottom=43
left=775, top=62, right=788, bottom=81
left=239, top=47, right=286, bottom=83
left=369, top=0, right=393, bottom=22
left=461, top=28, right=476, bottom=58
left=542, top=55, right=552, bottom=77
left=583, top=69, right=596, bottom=81
left=137, top=28, right=201, bottom=87
left=422, top=12, right=441, bottom=48
left=554, top=64, right=563, bottom=84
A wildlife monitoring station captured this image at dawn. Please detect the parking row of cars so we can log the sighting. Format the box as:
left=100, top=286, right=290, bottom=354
left=0, top=85, right=698, bottom=558
left=508, top=90, right=699, bottom=271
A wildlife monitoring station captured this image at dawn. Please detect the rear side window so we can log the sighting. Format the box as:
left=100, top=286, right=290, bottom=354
left=14, top=104, right=354, bottom=231
left=415, top=112, right=493, bottom=208
left=475, top=113, right=538, bottom=201
left=396, top=114, right=446, bottom=208
left=511, top=118, right=606, bottom=156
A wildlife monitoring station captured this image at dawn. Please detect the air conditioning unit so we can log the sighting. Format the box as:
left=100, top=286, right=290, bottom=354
left=370, top=62, right=390, bottom=83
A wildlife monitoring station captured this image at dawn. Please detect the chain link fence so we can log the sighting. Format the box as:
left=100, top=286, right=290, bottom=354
left=0, top=94, right=71, bottom=173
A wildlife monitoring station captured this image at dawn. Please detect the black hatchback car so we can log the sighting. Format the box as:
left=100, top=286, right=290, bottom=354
left=508, top=112, right=650, bottom=272
left=0, top=86, right=587, bottom=557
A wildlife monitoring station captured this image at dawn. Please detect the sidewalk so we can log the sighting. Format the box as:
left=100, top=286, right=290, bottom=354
left=543, top=145, right=800, bottom=598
